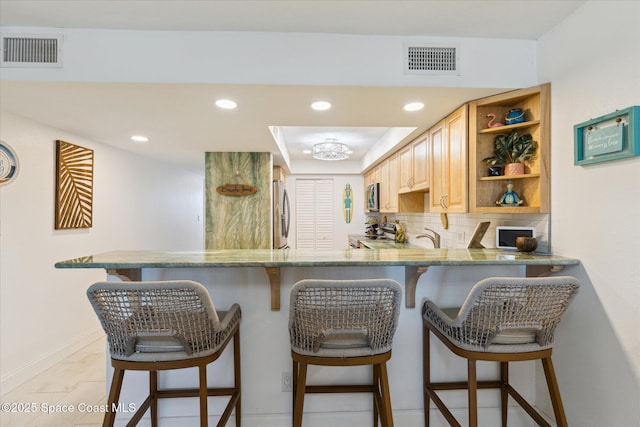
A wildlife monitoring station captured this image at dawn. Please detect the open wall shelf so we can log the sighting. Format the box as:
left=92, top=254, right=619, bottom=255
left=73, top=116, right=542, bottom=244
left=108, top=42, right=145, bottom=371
left=469, top=84, right=550, bottom=213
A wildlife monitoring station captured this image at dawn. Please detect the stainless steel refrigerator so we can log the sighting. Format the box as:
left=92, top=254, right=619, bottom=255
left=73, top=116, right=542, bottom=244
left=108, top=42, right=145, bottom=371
left=272, top=180, right=290, bottom=249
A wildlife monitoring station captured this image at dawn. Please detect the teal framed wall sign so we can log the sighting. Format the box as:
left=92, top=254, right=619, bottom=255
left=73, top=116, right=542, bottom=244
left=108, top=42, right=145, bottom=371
left=574, top=106, right=639, bottom=165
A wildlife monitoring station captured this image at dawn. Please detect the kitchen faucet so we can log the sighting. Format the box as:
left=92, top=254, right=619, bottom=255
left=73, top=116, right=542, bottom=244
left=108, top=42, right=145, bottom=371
left=416, top=228, right=441, bottom=248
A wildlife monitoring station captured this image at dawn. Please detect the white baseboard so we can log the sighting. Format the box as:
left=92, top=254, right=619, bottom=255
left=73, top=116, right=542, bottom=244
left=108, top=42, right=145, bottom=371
left=117, top=407, right=543, bottom=427
left=0, top=327, right=104, bottom=396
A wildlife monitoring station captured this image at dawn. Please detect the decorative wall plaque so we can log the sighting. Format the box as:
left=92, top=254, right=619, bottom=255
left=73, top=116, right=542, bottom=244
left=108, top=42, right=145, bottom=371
left=215, top=171, right=258, bottom=196
left=574, top=106, right=639, bottom=165
left=216, top=184, right=257, bottom=196
left=55, top=140, right=94, bottom=229
left=0, top=141, right=19, bottom=186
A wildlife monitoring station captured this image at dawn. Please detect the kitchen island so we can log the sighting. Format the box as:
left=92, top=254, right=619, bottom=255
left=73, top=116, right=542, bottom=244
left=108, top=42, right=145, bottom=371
left=57, top=248, right=580, bottom=426
left=56, top=248, right=578, bottom=310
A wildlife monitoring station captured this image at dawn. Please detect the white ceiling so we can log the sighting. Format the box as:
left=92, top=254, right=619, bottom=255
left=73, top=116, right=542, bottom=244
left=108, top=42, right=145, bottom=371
left=0, top=1, right=584, bottom=39
left=0, top=1, right=585, bottom=173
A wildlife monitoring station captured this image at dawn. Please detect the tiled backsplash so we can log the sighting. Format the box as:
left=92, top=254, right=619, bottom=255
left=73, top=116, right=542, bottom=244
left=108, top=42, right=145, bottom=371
left=391, top=212, right=550, bottom=253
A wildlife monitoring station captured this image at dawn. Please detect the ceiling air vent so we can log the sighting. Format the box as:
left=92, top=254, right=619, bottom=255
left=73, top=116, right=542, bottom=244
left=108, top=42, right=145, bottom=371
left=1, top=34, right=63, bottom=68
left=404, top=43, right=459, bottom=75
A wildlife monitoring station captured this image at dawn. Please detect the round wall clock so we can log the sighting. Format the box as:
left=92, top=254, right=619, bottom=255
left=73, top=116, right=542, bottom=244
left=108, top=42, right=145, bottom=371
left=0, top=141, right=19, bottom=186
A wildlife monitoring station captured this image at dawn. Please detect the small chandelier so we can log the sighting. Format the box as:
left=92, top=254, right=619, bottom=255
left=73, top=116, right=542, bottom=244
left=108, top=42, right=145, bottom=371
left=312, top=138, right=351, bottom=161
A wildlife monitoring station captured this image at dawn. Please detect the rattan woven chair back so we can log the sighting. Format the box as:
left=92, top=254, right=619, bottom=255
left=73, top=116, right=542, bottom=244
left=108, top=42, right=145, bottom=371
left=423, top=276, right=580, bottom=353
left=87, top=280, right=241, bottom=427
left=289, top=278, right=402, bottom=357
left=422, top=276, right=580, bottom=427
left=289, top=278, right=402, bottom=427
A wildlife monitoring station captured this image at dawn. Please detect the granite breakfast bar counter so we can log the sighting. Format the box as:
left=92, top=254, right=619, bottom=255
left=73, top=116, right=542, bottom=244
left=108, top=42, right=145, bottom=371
left=56, top=248, right=581, bottom=425
left=55, top=248, right=580, bottom=310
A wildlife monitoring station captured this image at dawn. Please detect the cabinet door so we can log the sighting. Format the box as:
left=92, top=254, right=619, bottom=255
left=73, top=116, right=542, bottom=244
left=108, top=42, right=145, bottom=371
left=444, top=104, right=468, bottom=213
left=429, top=104, right=469, bottom=213
left=379, top=154, right=399, bottom=212
left=387, top=153, right=399, bottom=212
left=273, top=166, right=287, bottom=182
left=429, top=120, right=447, bottom=212
left=364, top=171, right=373, bottom=186
left=370, top=166, right=380, bottom=184
left=411, top=135, right=429, bottom=191
left=398, top=145, right=413, bottom=193
left=379, top=159, right=390, bottom=212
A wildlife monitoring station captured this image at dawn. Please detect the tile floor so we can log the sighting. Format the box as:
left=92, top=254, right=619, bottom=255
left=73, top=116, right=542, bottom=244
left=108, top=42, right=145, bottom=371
left=0, top=336, right=106, bottom=427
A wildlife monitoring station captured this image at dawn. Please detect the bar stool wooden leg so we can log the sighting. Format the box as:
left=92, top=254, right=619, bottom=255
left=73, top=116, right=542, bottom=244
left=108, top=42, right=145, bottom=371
left=500, top=362, right=508, bottom=427
left=104, top=367, right=125, bottom=427
left=293, top=362, right=307, bottom=427
left=234, top=330, right=241, bottom=427
left=292, top=359, right=298, bottom=414
left=150, top=370, right=158, bottom=427
left=373, top=365, right=379, bottom=427
left=467, top=359, right=478, bottom=427
left=542, top=356, right=568, bottom=427
left=199, top=364, right=208, bottom=427
left=378, top=362, right=393, bottom=427
left=423, top=326, right=431, bottom=427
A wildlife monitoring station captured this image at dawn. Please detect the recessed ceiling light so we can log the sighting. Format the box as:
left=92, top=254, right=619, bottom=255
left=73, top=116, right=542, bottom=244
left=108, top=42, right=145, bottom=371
left=404, top=102, right=425, bottom=112
left=215, top=99, right=237, bottom=109
left=131, top=135, right=149, bottom=142
left=311, top=101, right=332, bottom=111
left=303, top=149, right=312, bottom=154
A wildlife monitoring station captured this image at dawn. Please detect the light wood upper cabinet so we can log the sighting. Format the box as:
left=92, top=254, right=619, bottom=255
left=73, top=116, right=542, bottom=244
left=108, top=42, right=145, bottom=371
left=379, top=153, right=399, bottom=212
left=364, top=151, right=423, bottom=213
left=429, top=104, right=469, bottom=213
left=411, top=135, right=429, bottom=191
left=399, top=132, right=429, bottom=193
left=273, top=166, right=287, bottom=182
left=398, top=144, right=412, bottom=193
left=363, top=84, right=550, bottom=216
left=364, top=165, right=379, bottom=187
left=468, top=83, right=550, bottom=213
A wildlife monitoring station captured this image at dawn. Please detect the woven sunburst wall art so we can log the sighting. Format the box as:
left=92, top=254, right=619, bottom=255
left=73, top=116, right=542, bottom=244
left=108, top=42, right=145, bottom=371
left=55, top=140, right=94, bottom=229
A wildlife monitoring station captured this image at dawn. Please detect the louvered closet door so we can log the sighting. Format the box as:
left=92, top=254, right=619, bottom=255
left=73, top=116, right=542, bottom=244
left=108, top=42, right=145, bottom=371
left=295, top=179, right=334, bottom=249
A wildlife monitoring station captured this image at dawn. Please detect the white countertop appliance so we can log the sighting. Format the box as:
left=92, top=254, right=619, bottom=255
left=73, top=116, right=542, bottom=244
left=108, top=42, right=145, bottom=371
left=496, top=226, right=535, bottom=250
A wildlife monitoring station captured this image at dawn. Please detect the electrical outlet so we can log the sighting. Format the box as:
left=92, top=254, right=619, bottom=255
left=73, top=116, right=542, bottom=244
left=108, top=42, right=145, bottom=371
left=281, top=371, right=292, bottom=392
left=457, top=231, right=465, bottom=244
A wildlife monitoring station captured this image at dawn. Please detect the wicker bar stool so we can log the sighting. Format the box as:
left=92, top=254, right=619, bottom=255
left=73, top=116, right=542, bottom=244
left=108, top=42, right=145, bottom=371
left=422, top=276, right=580, bottom=427
left=288, top=278, right=402, bottom=427
left=87, top=280, right=241, bottom=427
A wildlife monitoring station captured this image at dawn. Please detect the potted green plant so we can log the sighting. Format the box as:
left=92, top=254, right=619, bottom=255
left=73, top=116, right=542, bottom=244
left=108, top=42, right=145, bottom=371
left=483, top=129, right=537, bottom=175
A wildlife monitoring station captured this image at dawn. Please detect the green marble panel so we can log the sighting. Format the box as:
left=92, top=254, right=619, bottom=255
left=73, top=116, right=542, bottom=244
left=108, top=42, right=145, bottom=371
left=205, top=152, right=271, bottom=249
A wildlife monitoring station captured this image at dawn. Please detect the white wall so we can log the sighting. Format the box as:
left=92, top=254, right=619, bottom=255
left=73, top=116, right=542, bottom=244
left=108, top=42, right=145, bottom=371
left=536, top=1, right=640, bottom=426
left=0, top=27, right=536, bottom=89
left=0, top=112, right=205, bottom=393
